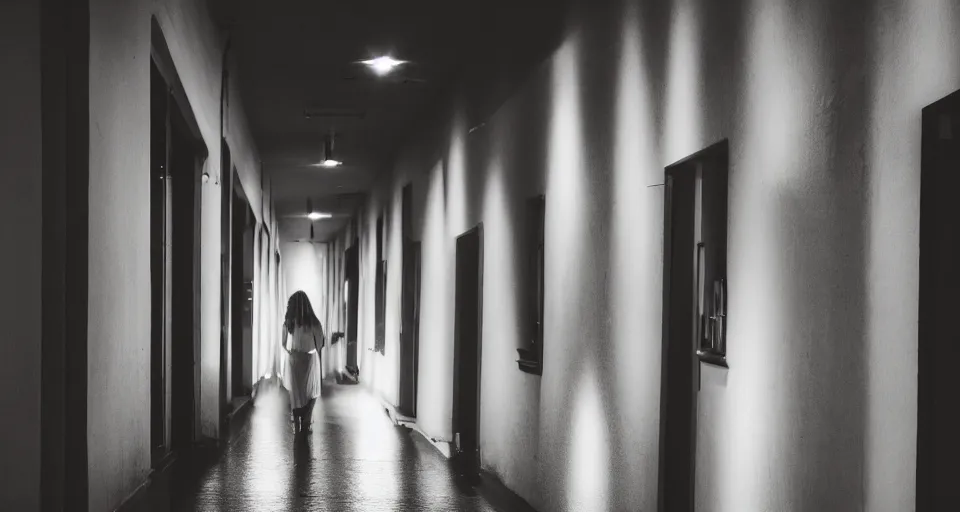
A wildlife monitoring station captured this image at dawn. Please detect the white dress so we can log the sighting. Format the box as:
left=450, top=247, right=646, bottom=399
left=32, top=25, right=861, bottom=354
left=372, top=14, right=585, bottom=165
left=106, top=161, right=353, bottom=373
left=282, top=324, right=323, bottom=409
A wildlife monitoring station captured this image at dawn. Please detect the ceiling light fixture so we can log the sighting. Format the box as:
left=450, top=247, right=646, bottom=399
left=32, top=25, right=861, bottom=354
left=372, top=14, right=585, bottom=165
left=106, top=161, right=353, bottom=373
left=307, top=212, right=332, bottom=221
left=312, top=132, right=342, bottom=168
left=362, top=56, right=405, bottom=76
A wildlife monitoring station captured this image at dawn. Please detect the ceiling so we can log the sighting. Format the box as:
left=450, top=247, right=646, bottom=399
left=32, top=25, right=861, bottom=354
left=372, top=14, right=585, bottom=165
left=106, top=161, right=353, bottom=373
left=207, top=0, right=570, bottom=242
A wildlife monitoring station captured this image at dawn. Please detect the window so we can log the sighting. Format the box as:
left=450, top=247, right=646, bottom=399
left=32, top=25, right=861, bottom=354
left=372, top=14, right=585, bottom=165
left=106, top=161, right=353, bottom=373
left=693, top=146, right=728, bottom=366
left=517, top=195, right=545, bottom=375
left=665, top=140, right=729, bottom=367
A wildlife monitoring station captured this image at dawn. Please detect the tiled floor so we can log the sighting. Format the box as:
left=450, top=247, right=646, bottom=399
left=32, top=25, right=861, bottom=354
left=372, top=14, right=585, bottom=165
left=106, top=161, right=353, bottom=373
left=128, top=380, right=531, bottom=511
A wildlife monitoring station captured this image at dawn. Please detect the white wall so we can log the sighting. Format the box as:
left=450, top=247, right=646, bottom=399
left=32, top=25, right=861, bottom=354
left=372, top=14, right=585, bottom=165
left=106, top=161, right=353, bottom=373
left=86, top=1, right=153, bottom=507
left=319, top=239, right=347, bottom=376
left=0, top=0, right=42, bottom=509
left=864, top=0, right=960, bottom=508
left=86, top=0, right=273, bottom=509
left=341, top=0, right=960, bottom=510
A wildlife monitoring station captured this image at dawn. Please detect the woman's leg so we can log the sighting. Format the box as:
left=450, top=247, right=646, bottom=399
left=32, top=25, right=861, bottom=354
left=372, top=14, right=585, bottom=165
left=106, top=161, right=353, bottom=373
left=302, top=399, right=316, bottom=432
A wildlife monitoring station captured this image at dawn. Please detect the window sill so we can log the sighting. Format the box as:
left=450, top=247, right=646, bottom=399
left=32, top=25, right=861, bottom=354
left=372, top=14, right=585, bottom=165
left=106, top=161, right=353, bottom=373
left=697, top=349, right=728, bottom=368
left=516, top=348, right=542, bottom=375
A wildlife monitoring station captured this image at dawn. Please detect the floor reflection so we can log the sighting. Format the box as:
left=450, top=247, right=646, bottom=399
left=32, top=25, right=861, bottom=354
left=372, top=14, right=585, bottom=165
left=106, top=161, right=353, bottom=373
left=128, top=380, right=523, bottom=511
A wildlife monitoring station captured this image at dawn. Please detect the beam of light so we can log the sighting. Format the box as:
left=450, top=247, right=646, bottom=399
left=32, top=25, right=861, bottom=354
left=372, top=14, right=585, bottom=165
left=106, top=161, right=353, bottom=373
left=544, top=32, right=598, bottom=511
left=544, top=36, right=587, bottom=395
left=566, top=364, right=610, bottom=511
left=610, top=2, right=664, bottom=508
left=478, top=132, right=522, bottom=468
left=446, top=109, right=469, bottom=237
left=418, top=159, right=454, bottom=441
left=664, top=0, right=703, bottom=163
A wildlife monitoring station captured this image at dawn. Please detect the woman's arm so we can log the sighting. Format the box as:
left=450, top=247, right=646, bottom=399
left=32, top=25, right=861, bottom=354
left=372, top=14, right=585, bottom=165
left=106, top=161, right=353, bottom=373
left=312, top=324, right=324, bottom=353
left=282, top=327, right=290, bottom=353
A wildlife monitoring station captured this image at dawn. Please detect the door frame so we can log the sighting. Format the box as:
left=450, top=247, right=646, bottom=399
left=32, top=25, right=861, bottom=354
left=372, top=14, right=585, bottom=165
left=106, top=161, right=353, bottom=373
left=149, top=16, right=206, bottom=465
left=218, top=142, right=233, bottom=438
left=657, top=139, right=728, bottom=512
left=657, top=168, right=698, bottom=512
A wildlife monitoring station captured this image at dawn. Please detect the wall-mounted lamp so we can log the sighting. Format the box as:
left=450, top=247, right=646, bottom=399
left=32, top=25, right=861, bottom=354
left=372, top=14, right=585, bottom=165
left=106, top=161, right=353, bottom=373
left=201, top=172, right=211, bottom=184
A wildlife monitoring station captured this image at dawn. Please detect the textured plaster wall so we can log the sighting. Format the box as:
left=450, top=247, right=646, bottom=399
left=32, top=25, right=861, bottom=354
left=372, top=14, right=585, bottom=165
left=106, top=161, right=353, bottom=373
left=345, top=0, right=960, bottom=510
left=864, top=1, right=960, bottom=510
left=86, top=0, right=271, bottom=509
left=0, top=0, right=42, bottom=509
left=86, top=1, right=153, bottom=509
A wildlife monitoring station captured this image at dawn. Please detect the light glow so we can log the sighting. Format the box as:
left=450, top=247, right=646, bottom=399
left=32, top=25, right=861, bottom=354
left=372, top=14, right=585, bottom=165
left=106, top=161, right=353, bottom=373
left=311, top=159, right=342, bottom=168
left=362, top=56, right=406, bottom=76
left=307, top=212, right=332, bottom=221
left=566, top=365, right=610, bottom=511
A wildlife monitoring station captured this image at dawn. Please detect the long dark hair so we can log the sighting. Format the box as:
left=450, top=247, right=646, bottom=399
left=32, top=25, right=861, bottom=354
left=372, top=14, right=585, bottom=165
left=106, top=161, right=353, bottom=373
left=284, top=290, right=320, bottom=334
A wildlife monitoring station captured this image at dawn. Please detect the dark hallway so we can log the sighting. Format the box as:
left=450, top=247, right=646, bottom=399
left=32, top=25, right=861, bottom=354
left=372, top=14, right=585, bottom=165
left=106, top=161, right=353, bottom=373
left=6, top=0, right=960, bottom=510
left=126, top=380, right=533, bottom=512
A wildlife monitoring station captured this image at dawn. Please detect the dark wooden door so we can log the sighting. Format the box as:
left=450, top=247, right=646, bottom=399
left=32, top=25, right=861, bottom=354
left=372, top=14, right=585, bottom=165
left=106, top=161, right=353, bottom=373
left=399, top=241, right=422, bottom=417
left=412, top=243, right=422, bottom=416
left=169, top=91, right=199, bottom=454
left=453, top=225, right=483, bottom=481
left=658, top=141, right=728, bottom=512
left=150, top=59, right=169, bottom=463
left=918, top=91, right=960, bottom=511
left=152, top=57, right=200, bottom=459
left=346, top=242, right=360, bottom=369
left=231, top=185, right=252, bottom=399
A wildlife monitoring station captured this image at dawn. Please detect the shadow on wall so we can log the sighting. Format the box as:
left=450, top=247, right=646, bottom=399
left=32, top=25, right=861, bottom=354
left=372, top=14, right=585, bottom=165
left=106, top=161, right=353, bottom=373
left=689, top=0, right=747, bottom=508
left=331, top=0, right=936, bottom=510
left=775, top=0, right=869, bottom=508
left=471, top=14, right=554, bottom=501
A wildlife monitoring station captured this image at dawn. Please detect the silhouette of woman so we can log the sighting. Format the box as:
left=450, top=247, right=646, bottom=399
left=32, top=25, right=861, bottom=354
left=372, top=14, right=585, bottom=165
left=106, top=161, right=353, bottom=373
left=281, top=290, right=324, bottom=434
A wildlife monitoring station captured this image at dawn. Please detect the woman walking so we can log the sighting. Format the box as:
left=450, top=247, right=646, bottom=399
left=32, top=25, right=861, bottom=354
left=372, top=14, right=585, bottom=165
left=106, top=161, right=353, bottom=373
left=281, top=290, right=324, bottom=434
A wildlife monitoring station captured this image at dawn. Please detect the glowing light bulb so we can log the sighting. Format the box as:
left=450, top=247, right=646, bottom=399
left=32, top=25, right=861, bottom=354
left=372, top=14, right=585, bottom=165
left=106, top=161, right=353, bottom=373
left=362, top=56, right=405, bottom=76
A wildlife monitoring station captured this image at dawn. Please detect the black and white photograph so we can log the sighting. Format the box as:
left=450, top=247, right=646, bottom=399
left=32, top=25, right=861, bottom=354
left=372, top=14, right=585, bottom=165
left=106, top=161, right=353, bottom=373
left=2, top=0, right=960, bottom=510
